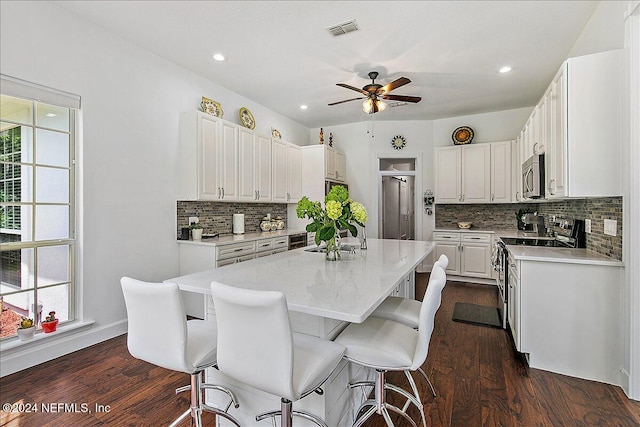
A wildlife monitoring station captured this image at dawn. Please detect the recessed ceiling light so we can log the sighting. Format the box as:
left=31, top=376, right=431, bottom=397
left=299, top=105, right=308, bottom=110
left=45, top=113, right=57, bottom=117
left=212, top=53, right=226, bottom=61
left=499, top=66, right=512, bottom=74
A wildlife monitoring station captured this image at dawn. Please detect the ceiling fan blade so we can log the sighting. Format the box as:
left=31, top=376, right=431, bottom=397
left=328, top=97, right=365, bottom=106
left=382, top=94, right=422, bottom=103
left=379, top=77, right=411, bottom=94
left=336, top=83, right=369, bottom=96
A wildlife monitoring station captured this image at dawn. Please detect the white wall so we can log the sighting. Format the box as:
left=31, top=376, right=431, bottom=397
left=0, top=1, right=308, bottom=375
left=568, top=0, right=628, bottom=58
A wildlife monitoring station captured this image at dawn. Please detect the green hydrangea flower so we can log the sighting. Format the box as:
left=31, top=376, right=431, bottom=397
left=325, top=200, right=343, bottom=220
left=326, top=185, right=348, bottom=203
left=350, top=201, right=368, bottom=224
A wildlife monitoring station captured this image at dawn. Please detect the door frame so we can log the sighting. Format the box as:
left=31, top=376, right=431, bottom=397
left=374, top=152, right=423, bottom=242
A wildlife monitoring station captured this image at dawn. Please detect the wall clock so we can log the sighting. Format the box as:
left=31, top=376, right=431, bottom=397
left=391, top=135, right=406, bottom=150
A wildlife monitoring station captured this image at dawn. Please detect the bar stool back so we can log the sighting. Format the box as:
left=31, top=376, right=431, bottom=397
left=211, top=281, right=346, bottom=427
left=121, top=277, right=240, bottom=427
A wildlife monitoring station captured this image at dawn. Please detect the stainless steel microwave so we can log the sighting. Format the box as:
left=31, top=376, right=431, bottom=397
left=522, top=154, right=545, bottom=199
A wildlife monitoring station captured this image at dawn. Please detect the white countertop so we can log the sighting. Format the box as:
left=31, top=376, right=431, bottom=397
left=177, top=228, right=307, bottom=246
left=434, top=227, right=622, bottom=266
left=165, top=238, right=436, bottom=323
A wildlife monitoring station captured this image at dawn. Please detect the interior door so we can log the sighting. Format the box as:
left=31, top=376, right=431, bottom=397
left=382, top=176, right=400, bottom=239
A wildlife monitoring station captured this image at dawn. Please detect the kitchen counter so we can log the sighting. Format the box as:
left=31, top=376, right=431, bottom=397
left=434, top=227, right=623, bottom=266
left=177, top=228, right=307, bottom=246
left=166, top=238, right=435, bottom=323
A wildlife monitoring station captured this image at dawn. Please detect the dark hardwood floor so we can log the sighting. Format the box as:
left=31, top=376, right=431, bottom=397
left=1, top=275, right=639, bottom=426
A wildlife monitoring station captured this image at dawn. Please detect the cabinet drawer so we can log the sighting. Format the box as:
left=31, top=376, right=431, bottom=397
left=216, top=241, right=256, bottom=260
left=255, top=250, right=273, bottom=258
left=255, top=239, right=274, bottom=253
left=272, top=237, right=289, bottom=249
left=272, top=247, right=288, bottom=254
left=237, top=254, right=255, bottom=263
left=461, top=233, right=492, bottom=243
left=433, top=231, right=460, bottom=241
left=216, top=257, right=237, bottom=268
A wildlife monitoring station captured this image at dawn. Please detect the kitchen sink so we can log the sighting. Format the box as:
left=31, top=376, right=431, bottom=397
left=304, top=244, right=358, bottom=253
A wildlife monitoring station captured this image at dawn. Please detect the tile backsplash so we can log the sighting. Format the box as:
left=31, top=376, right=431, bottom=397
left=177, top=201, right=288, bottom=236
left=435, top=197, right=622, bottom=260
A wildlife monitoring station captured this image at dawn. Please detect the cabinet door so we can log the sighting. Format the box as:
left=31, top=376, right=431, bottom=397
left=435, top=242, right=460, bottom=275
left=287, top=143, right=301, bottom=202
left=238, top=128, right=257, bottom=201
left=198, top=113, right=221, bottom=200
left=325, top=146, right=336, bottom=180
left=508, top=261, right=520, bottom=350
left=490, top=141, right=512, bottom=203
left=271, top=138, right=288, bottom=202
left=460, top=243, right=492, bottom=278
left=461, top=144, right=490, bottom=203
left=547, top=64, right=567, bottom=198
left=434, top=147, right=461, bottom=203
left=335, top=150, right=346, bottom=182
left=513, top=136, right=522, bottom=202
left=256, top=134, right=272, bottom=201
left=220, top=122, right=239, bottom=200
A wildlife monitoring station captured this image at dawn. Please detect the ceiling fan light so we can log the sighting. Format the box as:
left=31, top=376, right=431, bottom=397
left=376, top=100, right=387, bottom=112
left=362, top=98, right=374, bottom=114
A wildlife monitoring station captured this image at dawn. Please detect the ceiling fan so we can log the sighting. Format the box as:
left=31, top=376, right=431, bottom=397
left=328, top=71, right=422, bottom=114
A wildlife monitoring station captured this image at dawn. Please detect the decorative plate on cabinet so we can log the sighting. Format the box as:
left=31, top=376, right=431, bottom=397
left=452, top=126, right=474, bottom=145
left=271, top=127, right=282, bottom=139
left=239, top=107, right=256, bottom=130
left=200, top=97, right=223, bottom=118
left=391, top=135, right=406, bottom=150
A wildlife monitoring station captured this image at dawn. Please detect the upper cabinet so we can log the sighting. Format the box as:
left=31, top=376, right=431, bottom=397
left=322, top=145, right=347, bottom=182
left=300, top=145, right=347, bottom=202
left=435, top=144, right=491, bottom=204
left=271, top=138, right=301, bottom=203
left=178, top=111, right=221, bottom=200
left=521, top=49, right=623, bottom=199
left=435, top=141, right=514, bottom=205
left=178, top=111, right=300, bottom=203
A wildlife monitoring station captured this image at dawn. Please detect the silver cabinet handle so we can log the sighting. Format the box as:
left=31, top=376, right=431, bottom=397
left=257, top=190, right=260, bottom=199
left=516, top=191, right=520, bottom=201
left=217, top=187, right=221, bottom=198
left=491, top=194, right=495, bottom=201
left=255, top=190, right=258, bottom=200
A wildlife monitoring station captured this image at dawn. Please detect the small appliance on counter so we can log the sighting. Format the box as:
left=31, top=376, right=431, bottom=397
left=233, top=213, right=245, bottom=235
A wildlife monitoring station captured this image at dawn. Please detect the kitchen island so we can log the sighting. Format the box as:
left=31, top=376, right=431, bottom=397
left=165, top=238, right=435, bottom=426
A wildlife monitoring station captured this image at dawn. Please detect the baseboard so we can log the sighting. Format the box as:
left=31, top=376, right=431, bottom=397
left=444, top=275, right=496, bottom=285
left=0, top=320, right=127, bottom=377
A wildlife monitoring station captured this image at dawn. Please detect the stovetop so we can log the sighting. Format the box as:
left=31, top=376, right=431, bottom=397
left=500, top=237, right=573, bottom=248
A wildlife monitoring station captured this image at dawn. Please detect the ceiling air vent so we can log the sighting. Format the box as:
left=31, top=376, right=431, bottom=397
left=327, top=20, right=359, bottom=37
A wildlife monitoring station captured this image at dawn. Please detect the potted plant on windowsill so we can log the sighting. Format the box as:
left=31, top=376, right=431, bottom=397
left=16, top=317, right=36, bottom=341
left=41, top=311, right=58, bottom=333
left=190, top=222, right=203, bottom=240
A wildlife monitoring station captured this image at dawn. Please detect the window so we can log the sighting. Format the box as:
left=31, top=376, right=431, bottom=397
left=0, top=75, right=79, bottom=340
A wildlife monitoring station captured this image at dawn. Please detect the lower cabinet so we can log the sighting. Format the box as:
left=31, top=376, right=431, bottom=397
left=433, top=231, right=492, bottom=279
left=509, top=258, right=623, bottom=385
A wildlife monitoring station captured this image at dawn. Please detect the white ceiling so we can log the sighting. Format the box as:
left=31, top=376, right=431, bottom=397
left=54, top=1, right=599, bottom=128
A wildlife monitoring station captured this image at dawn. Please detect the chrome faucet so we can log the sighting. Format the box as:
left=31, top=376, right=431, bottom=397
left=521, top=213, right=546, bottom=235
left=356, top=224, right=367, bottom=250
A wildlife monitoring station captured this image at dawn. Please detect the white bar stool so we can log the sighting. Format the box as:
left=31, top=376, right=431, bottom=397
left=369, top=254, right=449, bottom=398
left=210, top=281, right=346, bottom=427
left=335, top=267, right=447, bottom=427
left=121, top=277, right=241, bottom=427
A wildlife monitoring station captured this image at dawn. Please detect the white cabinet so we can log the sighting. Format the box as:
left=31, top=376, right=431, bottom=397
left=520, top=49, right=623, bottom=199
left=335, top=150, right=346, bottom=182
left=255, top=133, right=272, bottom=201
left=238, top=129, right=272, bottom=202
left=178, top=111, right=221, bottom=200
left=433, top=231, right=492, bottom=279
left=287, top=142, right=301, bottom=202
left=272, top=138, right=302, bottom=203
left=512, top=136, right=522, bottom=202
left=513, top=258, right=622, bottom=385
left=179, top=110, right=301, bottom=203
left=219, top=121, right=239, bottom=200
left=490, top=141, right=513, bottom=204
left=302, top=145, right=347, bottom=186
left=434, top=144, right=490, bottom=204
left=507, top=254, right=520, bottom=349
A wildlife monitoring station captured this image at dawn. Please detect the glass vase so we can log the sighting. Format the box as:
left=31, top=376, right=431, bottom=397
left=325, top=236, right=341, bottom=261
